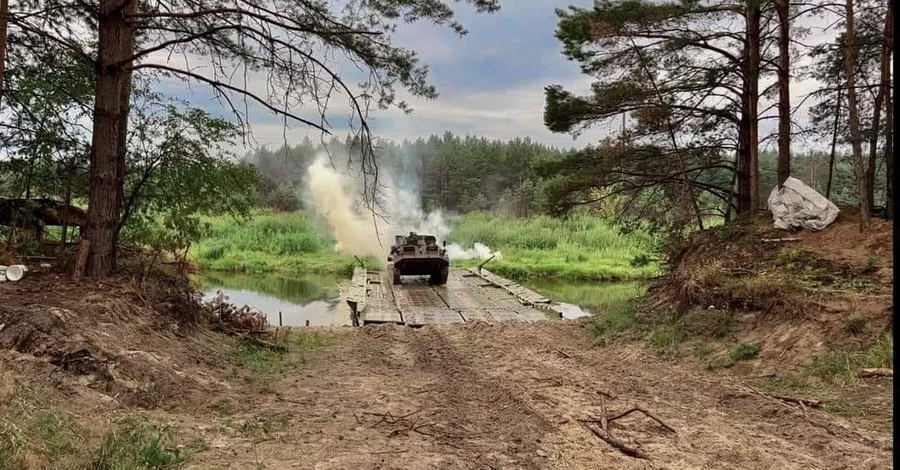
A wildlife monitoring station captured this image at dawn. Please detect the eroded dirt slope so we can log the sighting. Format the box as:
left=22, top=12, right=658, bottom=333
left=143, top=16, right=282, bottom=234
left=180, top=322, right=892, bottom=470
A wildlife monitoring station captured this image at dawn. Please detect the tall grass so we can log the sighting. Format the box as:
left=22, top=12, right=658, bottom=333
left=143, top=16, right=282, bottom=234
left=191, top=210, right=373, bottom=275
left=448, top=212, right=659, bottom=281
left=193, top=210, right=658, bottom=281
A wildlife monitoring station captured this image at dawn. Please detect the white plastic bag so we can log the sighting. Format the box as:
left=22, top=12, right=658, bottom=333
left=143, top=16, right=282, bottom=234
left=767, top=177, right=839, bottom=231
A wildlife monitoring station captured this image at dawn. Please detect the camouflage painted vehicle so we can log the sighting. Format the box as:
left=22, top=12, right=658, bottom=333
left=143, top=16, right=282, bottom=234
left=387, top=232, right=449, bottom=285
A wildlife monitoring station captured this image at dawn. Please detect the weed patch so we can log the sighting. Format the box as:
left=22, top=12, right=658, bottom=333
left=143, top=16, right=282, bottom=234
left=729, top=342, right=762, bottom=362
left=93, top=416, right=191, bottom=470
left=234, top=328, right=336, bottom=376
left=584, top=300, right=636, bottom=344
left=0, top=380, right=198, bottom=470
left=646, top=322, right=685, bottom=357
left=808, top=334, right=893, bottom=386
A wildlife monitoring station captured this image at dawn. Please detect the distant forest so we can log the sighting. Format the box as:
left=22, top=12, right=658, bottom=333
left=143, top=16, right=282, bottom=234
left=246, top=132, right=872, bottom=218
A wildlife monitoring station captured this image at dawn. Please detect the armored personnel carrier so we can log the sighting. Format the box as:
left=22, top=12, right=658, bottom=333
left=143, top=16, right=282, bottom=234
left=387, top=232, right=449, bottom=285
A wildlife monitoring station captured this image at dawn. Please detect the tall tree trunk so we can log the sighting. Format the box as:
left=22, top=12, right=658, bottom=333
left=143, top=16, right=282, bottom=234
left=86, top=0, right=136, bottom=276
left=843, top=0, right=870, bottom=228
left=60, top=159, right=75, bottom=254
left=826, top=87, right=842, bottom=199
left=865, top=1, right=890, bottom=215
left=776, top=0, right=791, bottom=186
left=111, top=63, right=134, bottom=266
left=880, top=2, right=893, bottom=219
left=747, top=1, right=761, bottom=213
left=0, top=0, right=8, bottom=87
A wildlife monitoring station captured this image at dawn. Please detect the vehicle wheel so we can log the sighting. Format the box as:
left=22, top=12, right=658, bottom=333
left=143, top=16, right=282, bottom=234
left=393, top=268, right=401, bottom=285
left=431, top=266, right=449, bottom=285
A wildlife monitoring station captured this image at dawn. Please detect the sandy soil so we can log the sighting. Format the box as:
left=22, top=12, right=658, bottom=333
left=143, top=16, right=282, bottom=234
left=177, top=321, right=892, bottom=470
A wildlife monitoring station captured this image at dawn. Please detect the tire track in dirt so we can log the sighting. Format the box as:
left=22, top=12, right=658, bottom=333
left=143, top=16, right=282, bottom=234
left=436, top=322, right=893, bottom=469
left=402, top=326, right=554, bottom=469
left=183, top=322, right=891, bottom=470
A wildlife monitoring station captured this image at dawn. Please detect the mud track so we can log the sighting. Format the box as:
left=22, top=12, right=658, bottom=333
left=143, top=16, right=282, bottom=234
left=185, top=322, right=891, bottom=470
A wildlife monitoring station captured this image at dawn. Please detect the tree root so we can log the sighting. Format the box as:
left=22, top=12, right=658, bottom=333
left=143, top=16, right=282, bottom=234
left=579, top=393, right=676, bottom=460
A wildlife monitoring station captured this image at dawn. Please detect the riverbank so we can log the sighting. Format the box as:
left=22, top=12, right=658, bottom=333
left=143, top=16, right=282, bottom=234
left=1, top=270, right=889, bottom=469
left=190, top=211, right=372, bottom=276
left=0, top=212, right=891, bottom=468
left=191, top=210, right=659, bottom=282
left=448, top=212, right=659, bottom=281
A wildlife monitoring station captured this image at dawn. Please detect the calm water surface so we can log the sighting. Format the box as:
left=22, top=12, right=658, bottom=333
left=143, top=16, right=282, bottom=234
left=193, top=271, right=647, bottom=325
left=525, top=279, right=648, bottom=319
left=192, top=271, right=349, bottom=326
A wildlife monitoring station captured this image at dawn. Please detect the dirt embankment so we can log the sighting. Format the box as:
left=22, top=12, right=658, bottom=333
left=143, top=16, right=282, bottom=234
left=648, top=211, right=892, bottom=367
left=0, top=213, right=893, bottom=469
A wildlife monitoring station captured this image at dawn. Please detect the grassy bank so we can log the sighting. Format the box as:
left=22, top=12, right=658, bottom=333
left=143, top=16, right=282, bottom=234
left=0, top=377, right=200, bottom=469
left=447, top=212, right=659, bottom=281
left=191, top=211, right=371, bottom=276
left=192, top=210, right=659, bottom=280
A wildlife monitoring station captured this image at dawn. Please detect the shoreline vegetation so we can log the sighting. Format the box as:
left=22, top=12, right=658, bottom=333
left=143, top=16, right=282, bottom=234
left=190, top=210, right=659, bottom=282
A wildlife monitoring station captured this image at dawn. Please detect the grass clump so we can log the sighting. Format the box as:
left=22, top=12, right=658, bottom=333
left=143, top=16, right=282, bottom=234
left=92, top=416, right=190, bottom=470
left=448, top=212, right=659, bottom=282
left=807, top=334, right=893, bottom=386
left=0, top=379, right=198, bottom=470
left=729, top=342, right=762, bottom=362
left=584, top=300, right=636, bottom=344
left=192, top=210, right=375, bottom=275
left=234, top=328, right=336, bottom=376
left=646, top=322, right=685, bottom=357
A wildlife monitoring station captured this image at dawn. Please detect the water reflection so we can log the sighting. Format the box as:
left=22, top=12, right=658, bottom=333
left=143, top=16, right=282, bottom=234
left=192, top=271, right=648, bottom=326
left=525, top=279, right=648, bottom=320
left=192, top=271, right=349, bottom=326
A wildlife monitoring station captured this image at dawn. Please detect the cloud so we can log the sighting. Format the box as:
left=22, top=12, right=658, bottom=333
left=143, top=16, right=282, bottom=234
left=138, top=0, right=847, bottom=155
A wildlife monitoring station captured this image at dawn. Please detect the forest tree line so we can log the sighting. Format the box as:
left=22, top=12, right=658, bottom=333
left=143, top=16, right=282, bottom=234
left=0, top=0, right=893, bottom=278
left=248, top=132, right=872, bottom=219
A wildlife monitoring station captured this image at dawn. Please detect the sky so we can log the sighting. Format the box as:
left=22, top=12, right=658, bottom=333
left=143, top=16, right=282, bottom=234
left=154, top=1, right=607, bottom=153
left=151, top=0, right=843, bottom=154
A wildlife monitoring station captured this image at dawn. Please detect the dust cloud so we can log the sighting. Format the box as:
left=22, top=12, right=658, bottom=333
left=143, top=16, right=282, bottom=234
left=304, top=153, right=499, bottom=261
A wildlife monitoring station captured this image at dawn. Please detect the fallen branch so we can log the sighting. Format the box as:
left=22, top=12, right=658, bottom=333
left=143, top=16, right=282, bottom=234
left=744, top=383, right=820, bottom=409
left=607, top=406, right=677, bottom=434
left=596, top=390, right=618, bottom=400
left=860, top=368, right=893, bottom=378
left=761, top=237, right=802, bottom=243
left=581, top=422, right=648, bottom=460
left=553, top=348, right=573, bottom=359
left=768, top=394, right=821, bottom=408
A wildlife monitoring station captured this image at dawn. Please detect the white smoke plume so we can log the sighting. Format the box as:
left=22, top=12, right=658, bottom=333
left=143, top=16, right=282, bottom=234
left=304, top=153, right=500, bottom=262
left=445, top=242, right=502, bottom=261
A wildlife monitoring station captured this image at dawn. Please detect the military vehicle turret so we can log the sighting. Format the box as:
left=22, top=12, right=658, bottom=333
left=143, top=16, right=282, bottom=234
left=387, top=232, right=449, bottom=285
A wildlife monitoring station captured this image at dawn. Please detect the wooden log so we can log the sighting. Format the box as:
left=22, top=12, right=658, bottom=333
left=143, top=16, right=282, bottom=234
left=72, top=240, right=90, bottom=281
left=860, top=368, right=893, bottom=378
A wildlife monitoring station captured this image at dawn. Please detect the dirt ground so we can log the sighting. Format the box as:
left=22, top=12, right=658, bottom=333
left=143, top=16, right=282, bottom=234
left=1, top=213, right=893, bottom=469
left=162, top=320, right=890, bottom=470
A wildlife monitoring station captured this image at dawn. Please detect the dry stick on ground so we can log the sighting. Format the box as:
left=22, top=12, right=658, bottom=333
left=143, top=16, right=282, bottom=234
left=579, top=394, right=675, bottom=460
left=581, top=422, right=649, bottom=460
left=860, top=368, right=893, bottom=378
left=761, top=237, right=802, bottom=243
left=607, top=406, right=678, bottom=434
left=743, top=383, right=821, bottom=409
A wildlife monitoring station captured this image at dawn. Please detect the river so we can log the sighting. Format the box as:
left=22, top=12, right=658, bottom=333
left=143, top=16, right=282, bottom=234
left=192, top=271, right=647, bottom=326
